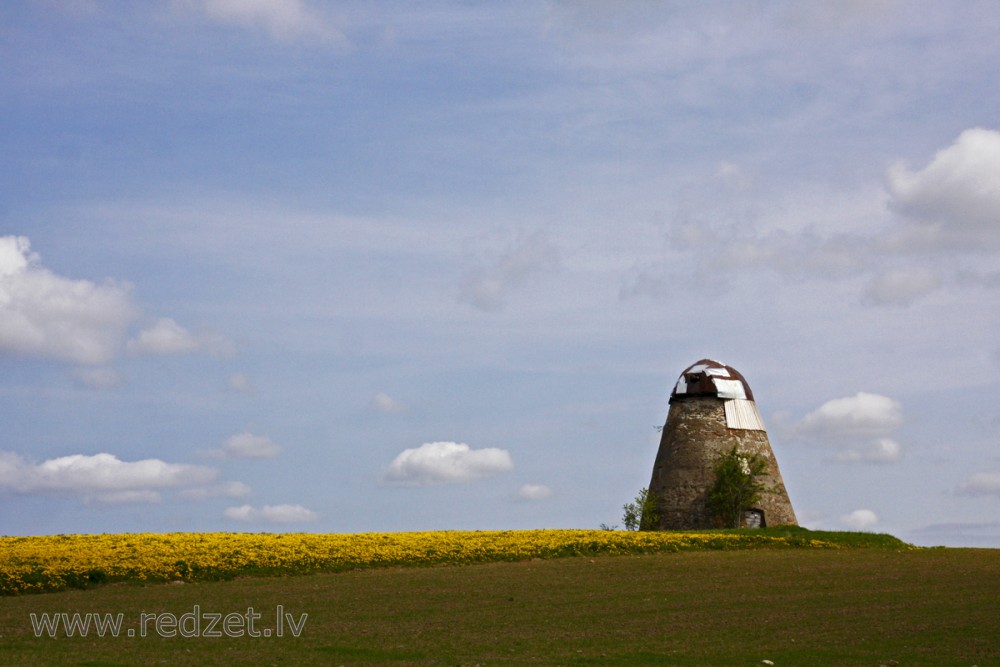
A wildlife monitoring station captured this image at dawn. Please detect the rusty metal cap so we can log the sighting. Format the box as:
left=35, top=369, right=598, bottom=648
left=670, top=358, right=755, bottom=402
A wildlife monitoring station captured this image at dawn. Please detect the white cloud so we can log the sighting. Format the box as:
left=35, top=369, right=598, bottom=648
left=371, top=392, right=406, bottom=414
left=127, top=318, right=234, bottom=357
left=517, top=483, right=553, bottom=500
left=792, top=392, right=905, bottom=465
left=128, top=317, right=198, bottom=355
left=0, top=236, right=32, bottom=276
left=886, top=127, right=1000, bottom=250
left=223, top=503, right=319, bottom=523
left=863, top=267, right=942, bottom=305
left=205, top=432, right=282, bottom=459
left=833, top=438, right=903, bottom=464
left=193, top=0, right=345, bottom=43
left=459, top=232, right=559, bottom=312
left=653, top=128, right=1000, bottom=304
left=228, top=372, right=256, bottom=394
left=383, top=441, right=514, bottom=485
left=224, top=480, right=253, bottom=497
left=797, top=392, right=903, bottom=439
left=0, top=235, right=135, bottom=365
left=955, top=472, right=1000, bottom=497
left=0, top=451, right=216, bottom=503
left=840, top=509, right=879, bottom=531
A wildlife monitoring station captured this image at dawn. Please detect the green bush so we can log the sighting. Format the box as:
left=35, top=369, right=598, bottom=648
left=707, top=445, right=767, bottom=528
left=622, top=487, right=660, bottom=531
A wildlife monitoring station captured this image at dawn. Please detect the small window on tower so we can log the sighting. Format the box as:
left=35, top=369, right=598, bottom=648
left=744, top=509, right=765, bottom=529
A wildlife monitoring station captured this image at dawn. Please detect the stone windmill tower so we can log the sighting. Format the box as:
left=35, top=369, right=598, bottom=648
left=647, top=359, right=797, bottom=529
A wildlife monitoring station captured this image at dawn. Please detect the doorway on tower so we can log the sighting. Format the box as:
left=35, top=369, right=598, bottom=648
left=743, top=508, right=766, bottom=529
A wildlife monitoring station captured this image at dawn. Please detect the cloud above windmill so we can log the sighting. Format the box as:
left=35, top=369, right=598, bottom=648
left=886, top=127, right=1000, bottom=251
left=0, top=235, right=233, bottom=366
left=840, top=509, right=880, bottom=531
left=641, top=129, right=1000, bottom=308
left=223, top=503, right=319, bottom=523
left=382, top=441, right=514, bottom=486
left=0, top=236, right=135, bottom=365
left=127, top=317, right=234, bottom=358
left=786, top=392, right=905, bottom=463
left=0, top=450, right=217, bottom=505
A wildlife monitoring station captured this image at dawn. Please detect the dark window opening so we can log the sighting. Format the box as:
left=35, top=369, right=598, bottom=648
left=744, top=509, right=766, bottom=529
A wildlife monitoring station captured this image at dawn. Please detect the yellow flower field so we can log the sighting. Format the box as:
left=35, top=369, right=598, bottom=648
left=0, top=529, right=836, bottom=596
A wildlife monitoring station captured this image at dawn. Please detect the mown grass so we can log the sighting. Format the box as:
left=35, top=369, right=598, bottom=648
left=0, top=542, right=996, bottom=666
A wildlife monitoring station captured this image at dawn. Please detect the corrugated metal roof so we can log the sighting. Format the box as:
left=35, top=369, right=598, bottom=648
left=724, top=399, right=766, bottom=431
left=713, top=379, right=747, bottom=400
left=670, top=358, right=755, bottom=402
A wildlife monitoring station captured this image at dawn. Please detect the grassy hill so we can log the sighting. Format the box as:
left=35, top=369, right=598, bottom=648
left=0, top=526, right=907, bottom=596
left=0, top=529, right=996, bottom=665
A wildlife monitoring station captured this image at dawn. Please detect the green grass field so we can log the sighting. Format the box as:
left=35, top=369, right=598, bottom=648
left=0, top=533, right=997, bottom=666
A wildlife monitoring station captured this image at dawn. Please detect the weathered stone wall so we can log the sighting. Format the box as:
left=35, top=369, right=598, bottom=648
left=647, top=397, right=797, bottom=530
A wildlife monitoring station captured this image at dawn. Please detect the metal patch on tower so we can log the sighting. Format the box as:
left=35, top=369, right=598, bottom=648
left=724, top=399, right=766, bottom=430
left=712, top=379, right=747, bottom=400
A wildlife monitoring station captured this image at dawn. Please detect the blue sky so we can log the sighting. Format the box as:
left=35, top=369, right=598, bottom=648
left=2, top=0, right=1000, bottom=546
